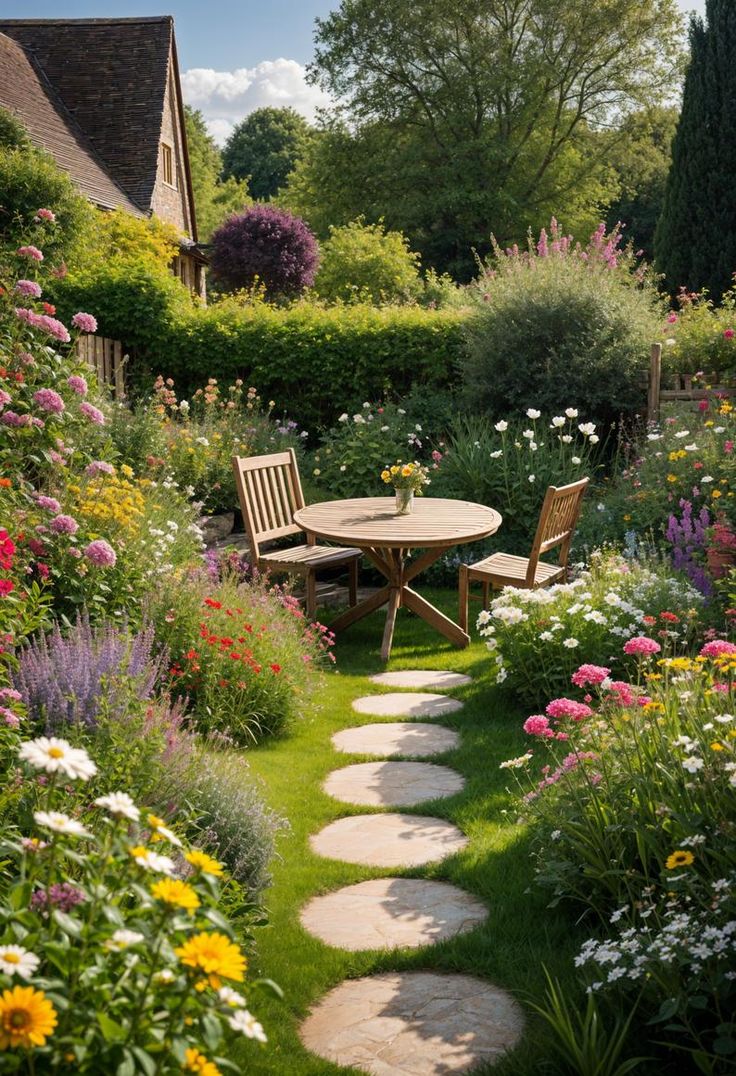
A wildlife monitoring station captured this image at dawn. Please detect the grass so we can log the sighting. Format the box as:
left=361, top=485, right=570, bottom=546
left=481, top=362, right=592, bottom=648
left=235, top=588, right=590, bottom=1074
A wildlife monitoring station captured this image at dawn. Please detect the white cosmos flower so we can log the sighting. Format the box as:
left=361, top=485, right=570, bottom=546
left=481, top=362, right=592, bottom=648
left=490, top=449, right=503, bottom=458
left=339, top=464, right=347, bottom=472
left=494, top=420, right=508, bottom=432
left=565, top=408, right=578, bottom=418
left=522, top=429, right=534, bottom=439
left=352, top=414, right=365, bottom=424
left=219, top=986, right=247, bottom=1008
left=362, top=401, right=371, bottom=409
left=34, top=811, right=90, bottom=837
left=19, top=738, right=97, bottom=781
left=529, top=441, right=538, bottom=451
left=571, top=456, right=581, bottom=465
left=129, top=847, right=175, bottom=874
left=528, top=474, right=535, bottom=482
left=338, top=413, right=348, bottom=423
left=94, top=792, right=140, bottom=822
left=563, top=637, right=579, bottom=648
left=106, top=930, right=144, bottom=950
left=551, top=416, right=566, bottom=427
left=589, top=434, right=599, bottom=444
left=674, top=430, right=689, bottom=438
left=152, top=825, right=182, bottom=848
left=155, top=969, right=176, bottom=983
left=715, top=714, right=734, bottom=724
left=681, top=756, right=704, bottom=773
left=700, top=475, right=714, bottom=483
left=539, top=631, right=554, bottom=641
left=526, top=408, right=541, bottom=419
left=561, top=434, right=573, bottom=444
left=229, top=1008, right=267, bottom=1041
left=380, top=425, right=389, bottom=432
left=0, top=945, right=39, bottom=979
left=578, top=422, right=596, bottom=436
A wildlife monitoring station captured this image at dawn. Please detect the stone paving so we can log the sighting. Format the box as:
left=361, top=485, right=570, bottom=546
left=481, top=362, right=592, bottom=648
left=302, top=671, right=523, bottom=1073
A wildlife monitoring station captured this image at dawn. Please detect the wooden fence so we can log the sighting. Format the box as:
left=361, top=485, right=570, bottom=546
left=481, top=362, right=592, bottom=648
left=76, top=335, right=126, bottom=397
left=646, top=343, right=733, bottom=421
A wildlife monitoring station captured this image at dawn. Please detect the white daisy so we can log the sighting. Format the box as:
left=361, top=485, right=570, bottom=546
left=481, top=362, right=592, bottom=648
left=565, top=408, right=578, bottom=418
left=155, top=968, right=176, bottom=983
left=526, top=408, right=541, bottom=419
left=33, top=811, right=90, bottom=837
left=494, top=420, right=508, bottom=432
left=129, top=847, right=175, bottom=875
left=0, top=945, right=39, bottom=979
left=219, top=986, right=247, bottom=1008
left=94, top=792, right=140, bottom=822
left=19, top=738, right=97, bottom=781
left=229, top=1008, right=267, bottom=1042
left=578, top=422, right=596, bottom=436
left=551, top=416, right=566, bottom=427
left=563, top=637, right=579, bottom=648
left=106, top=929, right=144, bottom=950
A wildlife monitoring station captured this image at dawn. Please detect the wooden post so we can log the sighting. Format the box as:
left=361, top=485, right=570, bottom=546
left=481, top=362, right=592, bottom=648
left=648, top=343, right=662, bottom=423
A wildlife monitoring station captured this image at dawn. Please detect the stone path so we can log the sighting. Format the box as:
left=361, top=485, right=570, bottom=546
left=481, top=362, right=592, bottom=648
left=323, top=761, right=465, bottom=807
left=303, top=670, right=523, bottom=1073
left=300, top=878, right=488, bottom=951
left=333, top=722, right=460, bottom=758
left=352, top=692, right=463, bottom=718
left=300, top=972, right=524, bottom=1075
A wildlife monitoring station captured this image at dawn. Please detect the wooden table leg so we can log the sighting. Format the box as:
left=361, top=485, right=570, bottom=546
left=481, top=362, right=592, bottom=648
left=401, top=586, right=470, bottom=649
left=330, top=584, right=392, bottom=632
left=381, top=587, right=401, bottom=662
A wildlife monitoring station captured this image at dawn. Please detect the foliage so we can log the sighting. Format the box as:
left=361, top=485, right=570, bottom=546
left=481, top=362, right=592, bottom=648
left=478, top=551, right=705, bottom=705
left=222, top=107, right=312, bottom=201
left=0, top=738, right=270, bottom=1073
left=210, top=206, right=319, bottom=299
left=655, top=0, right=736, bottom=301
left=308, top=0, right=684, bottom=277
left=660, top=287, right=736, bottom=377
left=0, top=108, right=95, bottom=272
left=184, top=106, right=251, bottom=241
left=463, top=221, right=663, bottom=426
left=313, top=218, right=422, bottom=305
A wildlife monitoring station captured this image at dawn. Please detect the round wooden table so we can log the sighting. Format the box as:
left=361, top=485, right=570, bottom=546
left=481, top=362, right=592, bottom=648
left=293, top=497, right=502, bottom=661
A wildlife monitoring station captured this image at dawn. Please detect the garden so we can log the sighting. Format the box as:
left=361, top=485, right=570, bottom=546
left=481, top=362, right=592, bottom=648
left=1, top=2, right=736, bottom=1071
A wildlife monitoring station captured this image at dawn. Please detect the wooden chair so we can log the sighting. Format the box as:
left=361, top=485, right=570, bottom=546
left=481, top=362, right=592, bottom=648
left=232, top=449, right=360, bottom=618
left=458, top=478, right=589, bottom=632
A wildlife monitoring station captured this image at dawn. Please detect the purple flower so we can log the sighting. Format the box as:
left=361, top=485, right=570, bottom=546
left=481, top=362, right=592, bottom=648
left=79, top=402, right=105, bottom=426
left=17, top=245, right=43, bottom=261
left=33, top=388, right=65, bottom=415
left=31, top=883, right=85, bottom=914
left=84, top=539, right=116, bottom=567
left=15, top=307, right=70, bottom=343
left=14, top=280, right=42, bottom=299
left=85, top=460, right=114, bottom=477
left=50, top=514, right=79, bottom=535
left=67, top=375, right=88, bottom=397
left=71, top=312, right=98, bottom=334
left=35, top=496, right=61, bottom=513
left=2, top=411, right=31, bottom=427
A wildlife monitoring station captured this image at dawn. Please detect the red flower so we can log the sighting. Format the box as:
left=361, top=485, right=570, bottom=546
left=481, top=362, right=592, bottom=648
left=185, top=649, right=199, bottom=660
left=642, top=615, right=657, bottom=626
left=203, top=598, right=222, bottom=609
left=42, top=302, right=56, bottom=315
left=0, top=579, right=14, bottom=595
left=270, top=663, right=281, bottom=673
left=229, top=652, right=241, bottom=660
left=659, top=611, right=680, bottom=623
left=0, top=479, right=11, bottom=488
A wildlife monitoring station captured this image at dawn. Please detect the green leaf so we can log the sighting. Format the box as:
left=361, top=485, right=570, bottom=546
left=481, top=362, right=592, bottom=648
left=116, top=1052, right=136, bottom=1076
left=7, top=882, right=31, bottom=911
left=130, top=1047, right=157, bottom=1074
left=98, top=1010, right=127, bottom=1043
left=52, top=910, right=82, bottom=938
left=713, top=1038, right=736, bottom=1056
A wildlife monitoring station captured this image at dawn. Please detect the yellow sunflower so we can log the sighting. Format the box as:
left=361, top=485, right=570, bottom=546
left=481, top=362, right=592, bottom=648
left=183, top=1047, right=221, bottom=1075
left=665, top=850, right=694, bottom=870
left=185, top=850, right=225, bottom=877
left=150, top=879, right=200, bottom=911
left=175, top=932, right=246, bottom=988
left=0, top=986, right=57, bottom=1050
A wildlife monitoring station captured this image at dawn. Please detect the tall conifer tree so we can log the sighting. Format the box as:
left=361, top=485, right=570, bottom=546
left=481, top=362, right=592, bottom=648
left=655, top=0, right=736, bottom=300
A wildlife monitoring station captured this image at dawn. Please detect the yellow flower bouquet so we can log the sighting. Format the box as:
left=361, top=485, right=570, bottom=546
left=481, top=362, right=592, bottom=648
left=380, top=461, right=430, bottom=515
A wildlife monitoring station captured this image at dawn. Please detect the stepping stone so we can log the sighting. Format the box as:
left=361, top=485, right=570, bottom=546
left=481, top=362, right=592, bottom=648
left=310, top=813, right=468, bottom=868
left=370, top=670, right=472, bottom=691
left=324, top=761, right=464, bottom=807
left=300, top=971, right=524, bottom=1074
left=352, top=693, right=463, bottom=719
left=300, top=878, right=488, bottom=951
left=333, top=722, right=459, bottom=758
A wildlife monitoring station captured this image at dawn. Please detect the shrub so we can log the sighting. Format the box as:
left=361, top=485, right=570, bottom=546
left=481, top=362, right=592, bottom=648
left=313, top=218, right=422, bottom=305
left=660, top=286, right=736, bottom=379
left=478, top=551, right=705, bottom=706
left=463, top=220, right=663, bottom=426
left=210, top=205, right=319, bottom=298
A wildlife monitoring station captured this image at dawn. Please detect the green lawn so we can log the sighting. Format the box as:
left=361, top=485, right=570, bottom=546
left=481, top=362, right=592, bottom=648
left=236, top=588, right=588, bottom=1075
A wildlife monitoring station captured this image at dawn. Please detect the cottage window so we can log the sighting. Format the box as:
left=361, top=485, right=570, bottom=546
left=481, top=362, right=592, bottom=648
left=161, top=142, right=175, bottom=187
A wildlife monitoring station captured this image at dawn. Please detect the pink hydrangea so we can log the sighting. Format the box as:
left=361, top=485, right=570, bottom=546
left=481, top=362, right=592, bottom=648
left=50, top=514, right=79, bottom=535
left=523, top=714, right=553, bottom=737
left=17, top=245, right=43, bottom=261
left=35, top=495, right=61, bottom=513
left=0, top=390, right=10, bottom=410
left=71, top=312, right=98, bottom=334
left=33, top=388, right=65, bottom=414
left=79, top=402, right=105, bottom=426
left=546, top=698, right=593, bottom=722
left=67, top=547, right=82, bottom=559
left=700, top=640, right=736, bottom=659
left=1, top=708, right=20, bottom=729
left=1, top=411, right=31, bottom=427
left=0, top=688, right=21, bottom=702
left=623, top=636, right=661, bottom=656
left=14, top=280, right=42, bottom=299
left=84, top=539, right=116, bottom=567
left=34, top=208, right=56, bottom=222
left=66, top=375, right=88, bottom=396
left=85, top=460, right=114, bottom=476
left=571, top=664, right=611, bottom=688
left=15, top=307, right=70, bottom=342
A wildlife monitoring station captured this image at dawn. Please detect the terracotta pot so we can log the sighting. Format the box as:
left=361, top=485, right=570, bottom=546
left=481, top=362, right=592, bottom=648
left=706, top=546, right=736, bottom=579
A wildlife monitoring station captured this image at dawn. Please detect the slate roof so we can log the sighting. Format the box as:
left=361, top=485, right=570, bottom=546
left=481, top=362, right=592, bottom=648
left=0, top=29, right=142, bottom=215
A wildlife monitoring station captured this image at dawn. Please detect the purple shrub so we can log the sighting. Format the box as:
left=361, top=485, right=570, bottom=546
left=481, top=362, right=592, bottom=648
left=210, top=205, right=319, bottom=297
left=13, top=612, right=166, bottom=731
left=665, top=499, right=713, bottom=596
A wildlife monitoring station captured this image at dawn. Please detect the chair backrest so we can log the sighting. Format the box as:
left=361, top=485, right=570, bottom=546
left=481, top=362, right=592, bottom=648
left=232, top=449, right=306, bottom=562
left=525, top=478, right=589, bottom=585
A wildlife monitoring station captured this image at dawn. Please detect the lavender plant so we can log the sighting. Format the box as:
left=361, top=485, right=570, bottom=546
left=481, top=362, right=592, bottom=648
left=665, top=499, right=713, bottom=596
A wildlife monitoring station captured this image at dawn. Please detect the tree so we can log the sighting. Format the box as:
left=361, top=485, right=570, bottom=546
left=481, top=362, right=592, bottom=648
left=184, top=106, right=250, bottom=241
left=655, top=1, right=736, bottom=300
left=308, top=0, right=684, bottom=278
left=209, top=205, right=319, bottom=298
left=222, top=107, right=312, bottom=201
left=605, top=108, right=678, bottom=261
left=314, top=218, right=422, bottom=303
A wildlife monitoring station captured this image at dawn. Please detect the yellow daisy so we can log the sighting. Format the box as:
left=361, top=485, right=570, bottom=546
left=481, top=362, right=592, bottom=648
left=175, top=932, right=246, bottom=988
left=0, top=986, right=57, bottom=1050
left=665, top=850, right=694, bottom=870
left=151, top=879, right=200, bottom=911
left=185, top=850, right=225, bottom=878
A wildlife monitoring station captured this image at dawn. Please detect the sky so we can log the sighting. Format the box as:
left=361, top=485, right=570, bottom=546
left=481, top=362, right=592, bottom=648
left=7, top=0, right=708, bottom=144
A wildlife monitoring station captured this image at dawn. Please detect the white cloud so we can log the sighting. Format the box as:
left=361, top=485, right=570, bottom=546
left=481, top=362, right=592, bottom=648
left=181, top=59, right=332, bottom=144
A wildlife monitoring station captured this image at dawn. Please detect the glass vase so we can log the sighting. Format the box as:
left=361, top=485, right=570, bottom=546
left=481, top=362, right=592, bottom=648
left=395, top=488, right=414, bottom=515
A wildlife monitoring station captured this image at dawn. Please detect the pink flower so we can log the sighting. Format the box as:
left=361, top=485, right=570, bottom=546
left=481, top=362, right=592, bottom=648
left=34, top=208, right=56, bottom=222
left=725, top=441, right=734, bottom=455
left=14, top=280, right=42, bottom=299
left=523, top=714, right=553, bottom=737
left=17, top=245, right=43, bottom=261
left=84, top=539, right=116, bottom=567
left=546, top=698, right=593, bottom=722
left=33, top=388, right=65, bottom=414
left=0, top=390, right=10, bottom=410
left=50, top=514, right=79, bottom=535
left=1, top=411, right=30, bottom=428
left=666, top=312, right=678, bottom=324
left=571, top=664, right=611, bottom=688
left=85, top=460, right=114, bottom=476
left=623, top=636, right=661, bottom=656
left=605, top=680, right=636, bottom=706
left=15, top=307, right=70, bottom=342
left=0, top=708, right=19, bottom=729
left=700, top=640, right=736, bottom=659
left=79, top=402, right=105, bottom=426
left=724, top=328, right=735, bottom=340
left=431, top=450, right=443, bottom=462
left=67, top=547, right=82, bottom=559
left=35, top=496, right=61, bottom=513
left=66, top=375, right=88, bottom=396
left=71, top=312, right=98, bottom=334
left=19, top=353, right=34, bottom=367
